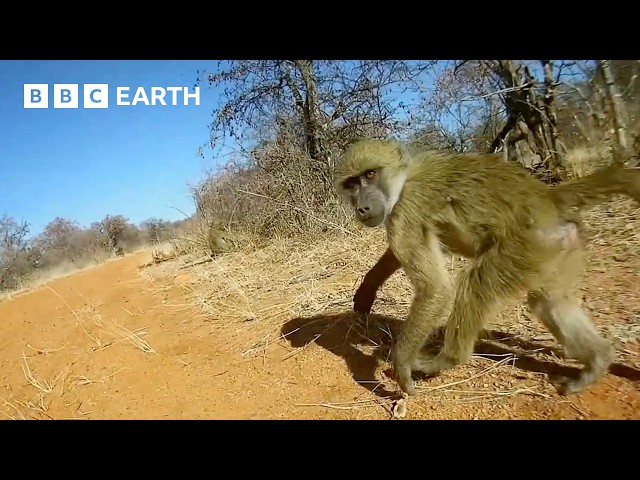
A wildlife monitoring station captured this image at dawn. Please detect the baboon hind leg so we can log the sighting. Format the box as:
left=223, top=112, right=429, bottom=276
left=527, top=248, right=614, bottom=395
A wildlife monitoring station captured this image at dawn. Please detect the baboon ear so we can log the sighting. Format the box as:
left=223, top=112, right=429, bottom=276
left=396, top=141, right=412, bottom=166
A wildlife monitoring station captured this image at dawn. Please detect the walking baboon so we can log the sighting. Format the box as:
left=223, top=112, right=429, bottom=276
left=336, top=138, right=640, bottom=396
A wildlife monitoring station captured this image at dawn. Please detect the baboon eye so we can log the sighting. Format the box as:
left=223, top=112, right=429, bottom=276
left=364, top=170, right=377, bottom=179
left=342, top=177, right=358, bottom=189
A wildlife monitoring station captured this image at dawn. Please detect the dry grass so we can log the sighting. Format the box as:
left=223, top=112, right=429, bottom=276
left=44, top=284, right=157, bottom=356
left=107, top=321, right=155, bottom=354
left=20, top=354, right=56, bottom=394
left=563, top=144, right=615, bottom=178
left=154, top=228, right=406, bottom=326
left=158, top=195, right=636, bottom=338
left=143, top=181, right=640, bottom=412
left=294, top=354, right=549, bottom=415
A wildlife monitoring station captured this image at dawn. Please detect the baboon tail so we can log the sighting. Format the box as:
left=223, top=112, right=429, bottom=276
left=550, top=159, right=640, bottom=211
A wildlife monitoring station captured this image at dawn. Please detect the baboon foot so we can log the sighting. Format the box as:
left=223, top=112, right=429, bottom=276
left=552, top=375, right=587, bottom=395
left=553, top=367, right=603, bottom=395
left=413, top=353, right=457, bottom=377
left=411, top=356, right=441, bottom=380
left=553, top=344, right=612, bottom=395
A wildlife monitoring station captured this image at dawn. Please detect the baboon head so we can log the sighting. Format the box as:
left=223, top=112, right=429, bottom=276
left=336, top=139, right=412, bottom=227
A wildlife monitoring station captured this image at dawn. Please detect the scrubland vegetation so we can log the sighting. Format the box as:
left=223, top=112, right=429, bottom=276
left=3, top=60, right=639, bottom=293
left=190, top=60, right=639, bottom=248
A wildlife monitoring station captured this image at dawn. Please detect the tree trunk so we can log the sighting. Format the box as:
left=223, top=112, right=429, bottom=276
left=597, top=59, right=631, bottom=162
left=293, top=60, right=324, bottom=162
left=487, top=60, right=566, bottom=182
left=541, top=60, right=561, bottom=167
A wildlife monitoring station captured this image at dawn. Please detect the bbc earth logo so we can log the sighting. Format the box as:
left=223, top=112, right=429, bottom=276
left=23, top=84, right=201, bottom=109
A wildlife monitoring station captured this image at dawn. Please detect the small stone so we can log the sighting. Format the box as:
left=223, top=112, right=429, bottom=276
left=393, top=399, right=407, bottom=418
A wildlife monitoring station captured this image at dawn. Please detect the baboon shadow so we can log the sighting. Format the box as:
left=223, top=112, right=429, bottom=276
left=281, top=312, right=640, bottom=399
left=281, top=312, right=404, bottom=399
left=476, top=330, right=640, bottom=382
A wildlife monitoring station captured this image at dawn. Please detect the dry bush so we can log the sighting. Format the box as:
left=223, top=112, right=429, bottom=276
left=168, top=234, right=208, bottom=257
left=0, top=216, right=36, bottom=291
left=192, top=124, right=362, bottom=244
left=191, top=60, right=423, bottom=248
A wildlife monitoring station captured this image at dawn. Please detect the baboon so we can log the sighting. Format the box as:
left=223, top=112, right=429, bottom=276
left=207, top=228, right=235, bottom=256
left=336, top=138, right=640, bottom=396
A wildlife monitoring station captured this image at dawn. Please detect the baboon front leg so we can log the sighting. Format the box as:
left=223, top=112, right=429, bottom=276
left=391, top=234, right=452, bottom=395
left=353, top=248, right=401, bottom=315
left=414, top=248, right=525, bottom=377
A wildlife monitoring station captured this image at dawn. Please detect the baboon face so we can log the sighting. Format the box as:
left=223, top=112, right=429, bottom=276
left=341, top=168, right=391, bottom=227
left=336, top=139, right=412, bottom=227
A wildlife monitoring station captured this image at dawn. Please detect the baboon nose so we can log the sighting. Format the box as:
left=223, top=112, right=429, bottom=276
left=358, top=206, right=369, bottom=215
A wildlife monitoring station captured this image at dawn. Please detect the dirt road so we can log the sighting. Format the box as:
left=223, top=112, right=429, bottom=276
left=1, top=241, right=640, bottom=420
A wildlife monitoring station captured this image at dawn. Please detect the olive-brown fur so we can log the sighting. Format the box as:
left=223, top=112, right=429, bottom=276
left=337, top=138, right=640, bottom=396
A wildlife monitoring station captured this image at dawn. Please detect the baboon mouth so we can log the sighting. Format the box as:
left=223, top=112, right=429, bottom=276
left=361, top=215, right=384, bottom=227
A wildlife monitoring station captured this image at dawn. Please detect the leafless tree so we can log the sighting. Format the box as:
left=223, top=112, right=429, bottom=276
left=192, top=60, right=435, bottom=236
left=596, top=60, right=633, bottom=160
left=0, top=215, right=35, bottom=290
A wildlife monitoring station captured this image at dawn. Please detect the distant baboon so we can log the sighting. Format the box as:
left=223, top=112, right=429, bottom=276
left=207, top=228, right=233, bottom=256
left=336, top=138, right=640, bottom=396
left=205, top=225, right=246, bottom=257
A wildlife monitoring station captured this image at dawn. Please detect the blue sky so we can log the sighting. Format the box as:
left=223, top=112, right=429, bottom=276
left=0, top=60, right=227, bottom=237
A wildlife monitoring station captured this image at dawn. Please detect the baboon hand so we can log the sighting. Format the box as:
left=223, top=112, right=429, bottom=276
left=392, top=352, right=417, bottom=396
left=353, top=283, right=377, bottom=315
left=394, top=365, right=416, bottom=396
